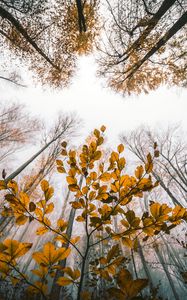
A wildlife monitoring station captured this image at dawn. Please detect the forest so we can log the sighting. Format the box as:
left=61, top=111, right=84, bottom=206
left=0, top=1, right=187, bottom=300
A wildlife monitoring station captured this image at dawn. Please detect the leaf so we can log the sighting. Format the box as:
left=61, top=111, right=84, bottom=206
left=41, top=180, right=49, bottom=192
left=3, top=239, right=32, bottom=259
left=135, top=165, right=144, bottom=179
left=61, top=141, right=67, bottom=148
left=19, top=192, right=30, bottom=207
left=117, top=144, right=124, bottom=153
left=126, top=210, right=135, bottom=225
left=0, top=180, right=6, bottom=190
left=76, top=216, right=85, bottom=222
left=15, top=215, right=28, bottom=225
left=54, top=247, right=71, bottom=262
left=68, top=184, right=79, bottom=192
left=29, top=202, right=36, bottom=212
left=45, top=203, right=54, bottom=214
left=100, top=125, right=106, bottom=132
left=45, top=187, right=54, bottom=201
left=36, top=227, right=48, bottom=235
left=57, top=277, right=72, bottom=286
left=71, top=201, right=82, bottom=209
left=61, top=149, right=67, bottom=156
left=94, top=151, right=102, bottom=160
left=107, top=244, right=119, bottom=263
left=122, top=237, right=133, bottom=249
left=118, top=157, right=126, bottom=170
left=150, top=203, right=161, bottom=219
left=57, top=166, right=66, bottom=173
left=70, top=236, right=80, bottom=244
left=117, top=268, right=132, bottom=290
left=100, top=172, right=111, bottom=182
left=66, top=176, right=77, bottom=185
left=127, top=279, right=148, bottom=298
left=154, top=150, right=159, bottom=157
left=94, top=129, right=100, bottom=138
left=57, top=219, right=68, bottom=231
left=111, top=151, right=119, bottom=162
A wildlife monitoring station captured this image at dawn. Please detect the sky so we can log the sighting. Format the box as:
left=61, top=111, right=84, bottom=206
left=1, top=55, right=187, bottom=147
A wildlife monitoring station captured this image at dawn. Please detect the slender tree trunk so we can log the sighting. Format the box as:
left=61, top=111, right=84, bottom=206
left=4, top=128, right=68, bottom=183
left=154, top=243, right=180, bottom=300
left=50, top=176, right=83, bottom=300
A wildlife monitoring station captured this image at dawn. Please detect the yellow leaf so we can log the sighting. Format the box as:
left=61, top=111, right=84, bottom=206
left=94, top=151, right=102, bottom=160
left=82, top=186, right=89, bottom=194
left=76, top=216, right=85, bottom=222
left=122, top=237, right=133, bottom=249
left=107, top=244, right=119, bottom=263
left=19, top=192, right=30, bottom=207
left=15, top=215, right=28, bottom=225
left=3, top=239, right=31, bottom=259
left=57, top=219, right=68, bottom=231
left=117, top=144, right=124, bottom=153
left=73, top=269, right=81, bottom=280
left=57, top=277, right=72, bottom=286
left=57, top=166, right=66, bottom=173
left=45, top=203, right=54, bottom=214
left=36, top=227, right=48, bottom=235
left=61, top=149, right=67, bottom=156
left=100, top=125, right=106, bottom=132
left=66, top=176, right=77, bottom=185
left=0, top=180, right=7, bottom=190
left=118, top=157, right=126, bottom=170
left=100, top=172, right=111, bottom=182
left=93, top=129, right=100, bottom=138
left=68, top=184, right=79, bottom=192
left=54, top=247, right=71, bottom=262
left=45, top=187, right=54, bottom=201
left=90, top=172, right=97, bottom=180
left=71, top=201, right=83, bottom=209
left=41, top=180, right=49, bottom=192
left=111, top=151, right=119, bottom=162
left=70, top=236, right=80, bottom=245
left=135, top=165, right=144, bottom=179
left=150, top=203, right=161, bottom=219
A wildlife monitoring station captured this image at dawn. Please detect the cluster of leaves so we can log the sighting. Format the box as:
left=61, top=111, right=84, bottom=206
left=0, top=127, right=186, bottom=299
left=0, top=0, right=100, bottom=87
left=98, top=0, right=187, bottom=95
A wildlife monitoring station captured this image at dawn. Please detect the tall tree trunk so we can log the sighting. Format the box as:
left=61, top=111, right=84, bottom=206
left=50, top=176, right=83, bottom=300
left=154, top=242, right=180, bottom=300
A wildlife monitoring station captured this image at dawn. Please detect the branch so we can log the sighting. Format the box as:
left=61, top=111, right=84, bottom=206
left=0, top=75, right=27, bottom=87
left=0, top=5, right=60, bottom=70
left=124, top=11, right=187, bottom=82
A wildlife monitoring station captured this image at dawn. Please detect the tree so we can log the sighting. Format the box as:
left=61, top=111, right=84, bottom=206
left=0, top=102, right=40, bottom=165
left=98, top=0, right=187, bottom=95
left=0, top=113, right=80, bottom=237
left=121, top=125, right=187, bottom=207
left=0, top=127, right=186, bottom=299
left=0, top=0, right=100, bottom=87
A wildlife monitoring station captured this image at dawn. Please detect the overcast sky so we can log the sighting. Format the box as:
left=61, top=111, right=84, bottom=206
left=1, top=55, right=187, bottom=146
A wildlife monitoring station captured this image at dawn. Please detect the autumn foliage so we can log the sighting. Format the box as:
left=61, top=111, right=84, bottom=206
left=0, top=127, right=186, bottom=299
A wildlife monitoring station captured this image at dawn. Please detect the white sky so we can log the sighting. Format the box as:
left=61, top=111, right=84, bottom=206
left=1, top=55, right=187, bottom=146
